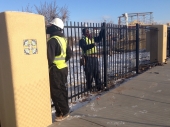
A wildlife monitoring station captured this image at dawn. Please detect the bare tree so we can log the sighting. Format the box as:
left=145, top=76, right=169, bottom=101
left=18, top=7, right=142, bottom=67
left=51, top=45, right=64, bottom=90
left=22, top=1, right=69, bottom=25
left=22, top=3, right=33, bottom=13
left=59, top=6, right=69, bottom=23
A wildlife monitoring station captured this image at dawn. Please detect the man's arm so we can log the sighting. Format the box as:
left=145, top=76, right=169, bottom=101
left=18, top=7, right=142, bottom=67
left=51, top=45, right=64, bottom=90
left=65, top=44, right=72, bottom=62
left=47, top=38, right=61, bottom=67
left=79, top=38, right=95, bottom=53
left=94, top=29, right=105, bottom=42
left=47, top=39, right=57, bottom=67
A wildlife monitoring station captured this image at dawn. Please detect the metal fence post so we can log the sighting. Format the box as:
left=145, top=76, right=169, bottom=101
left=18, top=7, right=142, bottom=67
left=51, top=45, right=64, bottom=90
left=136, top=23, right=139, bottom=74
left=168, top=30, right=170, bottom=57
left=103, top=22, right=108, bottom=89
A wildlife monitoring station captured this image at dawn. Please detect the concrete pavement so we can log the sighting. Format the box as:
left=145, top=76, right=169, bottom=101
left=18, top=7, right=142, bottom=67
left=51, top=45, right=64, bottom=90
left=49, top=60, right=170, bottom=127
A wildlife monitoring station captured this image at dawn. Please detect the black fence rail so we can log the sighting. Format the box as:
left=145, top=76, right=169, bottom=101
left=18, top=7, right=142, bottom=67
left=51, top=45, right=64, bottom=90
left=62, top=22, right=157, bottom=103
left=167, top=27, right=170, bottom=57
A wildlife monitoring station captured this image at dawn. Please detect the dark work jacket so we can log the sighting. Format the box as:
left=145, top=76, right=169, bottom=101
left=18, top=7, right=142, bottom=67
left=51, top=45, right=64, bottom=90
left=47, top=31, right=72, bottom=67
left=79, top=30, right=104, bottom=54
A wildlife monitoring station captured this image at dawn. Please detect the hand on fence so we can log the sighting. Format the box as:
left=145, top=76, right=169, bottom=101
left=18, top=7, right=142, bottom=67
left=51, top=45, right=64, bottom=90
left=98, top=29, right=105, bottom=39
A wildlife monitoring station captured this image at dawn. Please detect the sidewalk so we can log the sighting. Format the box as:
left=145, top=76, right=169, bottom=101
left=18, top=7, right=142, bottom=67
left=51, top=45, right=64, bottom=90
left=49, top=61, right=170, bottom=127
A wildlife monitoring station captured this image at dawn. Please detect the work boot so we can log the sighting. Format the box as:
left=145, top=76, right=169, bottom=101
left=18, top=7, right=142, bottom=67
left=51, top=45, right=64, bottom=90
left=55, top=115, right=63, bottom=122
left=55, top=114, right=70, bottom=122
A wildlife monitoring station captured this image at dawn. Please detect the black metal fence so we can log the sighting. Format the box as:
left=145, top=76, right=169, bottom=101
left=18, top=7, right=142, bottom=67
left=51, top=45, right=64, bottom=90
left=167, top=27, right=170, bottom=57
left=63, top=22, right=157, bottom=103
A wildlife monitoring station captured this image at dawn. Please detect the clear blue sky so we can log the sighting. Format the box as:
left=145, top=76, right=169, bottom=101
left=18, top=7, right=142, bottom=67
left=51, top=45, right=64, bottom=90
left=0, top=0, right=169, bottom=24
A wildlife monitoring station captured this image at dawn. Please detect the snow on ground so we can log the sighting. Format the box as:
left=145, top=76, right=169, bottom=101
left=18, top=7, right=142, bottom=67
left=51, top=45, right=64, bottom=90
left=51, top=48, right=150, bottom=120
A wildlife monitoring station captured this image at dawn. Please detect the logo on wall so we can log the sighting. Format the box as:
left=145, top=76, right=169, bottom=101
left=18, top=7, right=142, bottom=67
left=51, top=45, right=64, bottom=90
left=23, top=39, right=38, bottom=55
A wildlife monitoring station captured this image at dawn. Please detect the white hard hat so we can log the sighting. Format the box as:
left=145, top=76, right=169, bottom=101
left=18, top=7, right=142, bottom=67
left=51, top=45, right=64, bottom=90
left=50, top=18, right=64, bottom=29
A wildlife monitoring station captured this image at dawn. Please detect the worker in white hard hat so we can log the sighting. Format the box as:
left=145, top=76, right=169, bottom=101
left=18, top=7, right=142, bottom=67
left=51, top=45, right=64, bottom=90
left=46, top=18, right=72, bottom=122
